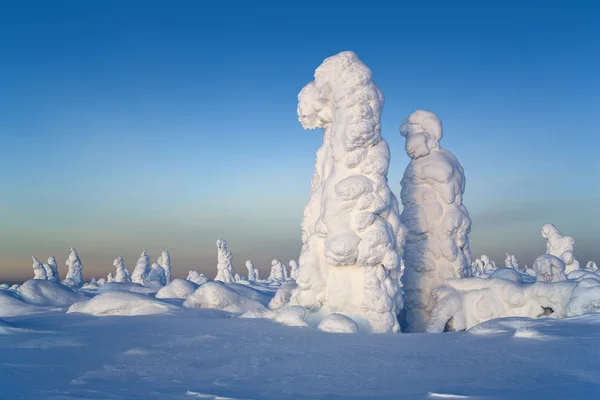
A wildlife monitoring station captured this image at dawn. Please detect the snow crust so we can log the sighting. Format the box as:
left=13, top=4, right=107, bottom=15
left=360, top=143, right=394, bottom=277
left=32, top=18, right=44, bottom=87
left=155, top=279, right=199, bottom=299
left=18, top=279, right=88, bottom=307
left=400, top=110, right=472, bottom=332
left=290, top=51, right=405, bottom=333
left=317, top=313, right=359, bottom=333
left=68, top=291, right=178, bottom=316
left=215, top=239, right=234, bottom=283
left=183, top=282, right=265, bottom=314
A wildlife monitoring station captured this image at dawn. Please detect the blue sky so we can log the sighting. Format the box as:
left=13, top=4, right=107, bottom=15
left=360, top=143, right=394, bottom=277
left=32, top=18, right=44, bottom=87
left=1, top=1, right=599, bottom=281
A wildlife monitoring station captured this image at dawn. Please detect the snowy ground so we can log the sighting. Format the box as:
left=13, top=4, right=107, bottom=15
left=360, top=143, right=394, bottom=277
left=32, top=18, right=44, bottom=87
left=2, top=307, right=600, bottom=399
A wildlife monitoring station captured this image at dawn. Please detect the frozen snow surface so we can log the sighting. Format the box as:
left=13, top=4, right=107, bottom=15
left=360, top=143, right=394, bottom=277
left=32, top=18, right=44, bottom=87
left=291, top=51, right=405, bottom=334
left=400, top=110, right=472, bottom=332
left=68, top=291, right=179, bottom=316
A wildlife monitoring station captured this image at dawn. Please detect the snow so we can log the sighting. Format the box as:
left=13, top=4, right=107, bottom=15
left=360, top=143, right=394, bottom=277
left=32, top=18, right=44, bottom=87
left=400, top=110, right=472, bottom=333
left=131, top=250, right=150, bottom=284
left=158, top=250, right=172, bottom=284
left=291, top=51, right=405, bottom=334
left=504, top=253, right=519, bottom=270
left=96, top=282, right=159, bottom=295
left=183, top=282, right=266, bottom=314
left=63, top=247, right=84, bottom=288
left=187, top=270, right=211, bottom=285
left=18, top=279, right=88, bottom=307
left=31, top=256, right=47, bottom=280
left=215, top=239, right=234, bottom=283
left=245, top=260, right=259, bottom=282
left=42, top=256, right=60, bottom=282
left=225, top=283, right=272, bottom=307
left=68, top=291, right=179, bottom=316
left=113, top=256, right=132, bottom=283
left=533, top=254, right=567, bottom=282
left=155, top=279, right=199, bottom=299
left=0, top=289, right=46, bottom=317
left=317, top=312, right=359, bottom=333
left=289, top=259, right=299, bottom=280
left=586, top=261, right=598, bottom=271
left=146, top=263, right=166, bottom=286
left=268, top=259, right=286, bottom=282
left=269, top=281, right=298, bottom=310
left=489, top=267, right=523, bottom=283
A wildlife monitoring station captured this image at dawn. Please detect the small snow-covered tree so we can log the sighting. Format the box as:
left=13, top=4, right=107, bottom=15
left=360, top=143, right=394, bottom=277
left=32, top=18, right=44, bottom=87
left=586, top=261, right=598, bottom=272
left=234, top=273, right=241, bottom=282
left=505, top=254, right=519, bottom=270
left=158, top=251, right=172, bottom=284
left=533, top=254, right=567, bottom=282
left=146, top=263, right=166, bottom=285
left=187, top=270, right=209, bottom=285
left=131, top=250, right=150, bottom=284
left=400, top=110, right=472, bottom=333
left=562, top=250, right=580, bottom=274
left=64, top=247, right=84, bottom=288
left=290, top=51, right=406, bottom=333
left=269, top=259, right=286, bottom=281
left=113, top=256, right=131, bottom=283
left=215, top=239, right=234, bottom=283
left=106, top=272, right=115, bottom=283
left=96, top=277, right=106, bottom=286
left=32, top=256, right=47, bottom=280
left=289, top=259, right=299, bottom=280
left=44, top=256, right=59, bottom=282
left=542, top=224, right=575, bottom=258
left=245, top=261, right=258, bottom=282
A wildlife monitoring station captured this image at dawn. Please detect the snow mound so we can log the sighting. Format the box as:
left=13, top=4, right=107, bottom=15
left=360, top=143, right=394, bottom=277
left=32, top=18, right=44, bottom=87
left=183, top=282, right=266, bottom=314
left=156, top=279, right=199, bottom=299
left=187, top=271, right=210, bottom=286
left=225, top=283, right=272, bottom=307
left=18, top=280, right=88, bottom=307
left=317, top=313, right=359, bottom=333
left=273, top=306, right=308, bottom=327
left=489, top=267, right=523, bottom=283
left=269, top=281, right=298, bottom=310
left=96, top=282, right=159, bottom=295
left=68, top=291, right=178, bottom=316
left=0, top=290, right=45, bottom=317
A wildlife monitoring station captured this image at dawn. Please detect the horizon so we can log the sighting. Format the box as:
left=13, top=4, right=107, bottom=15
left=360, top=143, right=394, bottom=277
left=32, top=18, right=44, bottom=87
left=1, top=1, right=599, bottom=282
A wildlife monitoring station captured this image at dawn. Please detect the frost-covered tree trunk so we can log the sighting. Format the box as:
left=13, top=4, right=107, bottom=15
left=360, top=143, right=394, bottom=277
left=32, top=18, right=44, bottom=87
left=289, top=259, right=299, bottom=280
left=269, top=259, right=286, bottom=281
left=44, top=256, right=59, bottom=282
left=32, top=256, right=47, bottom=280
left=246, top=261, right=258, bottom=282
left=159, top=251, right=171, bottom=284
left=290, top=51, right=406, bottom=333
left=64, top=247, right=84, bottom=288
left=215, top=239, right=234, bottom=283
left=113, top=256, right=131, bottom=283
left=132, top=250, right=150, bottom=284
left=400, top=110, right=472, bottom=333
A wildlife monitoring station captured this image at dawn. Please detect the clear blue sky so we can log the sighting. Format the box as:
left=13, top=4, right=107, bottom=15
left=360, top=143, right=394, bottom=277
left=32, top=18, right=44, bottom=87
left=1, top=0, right=599, bottom=281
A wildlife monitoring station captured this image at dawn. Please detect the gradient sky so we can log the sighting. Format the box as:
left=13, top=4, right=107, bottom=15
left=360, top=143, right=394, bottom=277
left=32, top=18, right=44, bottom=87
left=1, top=1, right=599, bottom=281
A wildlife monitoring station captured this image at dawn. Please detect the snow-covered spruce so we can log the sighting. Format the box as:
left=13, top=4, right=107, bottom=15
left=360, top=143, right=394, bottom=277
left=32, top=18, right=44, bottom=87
left=532, top=254, right=567, bottom=282
left=43, top=256, right=59, bottom=282
left=504, top=254, right=519, bottom=270
left=158, top=251, right=172, bottom=284
left=186, top=271, right=210, bottom=286
left=289, top=259, right=299, bottom=280
left=32, top=256, right=47, bottom=280
left=290, top=51, right=405, bottom=334
left=113, top=256, right=131, bottom=283
left=146, top=262, right=166, bottom=286
left=215, top=239, right=234, bottom=283
left=106, top=272, right=115, bottom=283
left=400, top=110, right=472, bottom=333
left=268, top=259, right=286, bottom=282
left=586, top=261, right=598, bottom=272
left=245, top=261, right=259, bottom=282
left=542, top=224, right=575, bottom=259
left=131, top=250, right=150, bottom=284
left=63, top=247, right=84, bottom=288
left=427, top=277, right=600, bottom=332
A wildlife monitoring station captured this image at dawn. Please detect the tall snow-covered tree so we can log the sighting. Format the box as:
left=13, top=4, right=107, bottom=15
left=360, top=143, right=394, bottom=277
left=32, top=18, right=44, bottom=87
left=131, top=250, right=150, bottom=284
left=400, top=110, right=472, bottom=333
left=289, top=51, right=406, bottom=333
left=32, top=256, right=47, bottom=280
left=215, top=239, right=234, bottom=283
left=44, top=256, right=59, bottom=282
left=113, top=256, right=131, bottom=283
left=289, top=259, right=299, bottom=280
left=268, top=259, right=286, bottom=281
left=245, top=260, right=258, bottom=282
left=64, top=247, right=84, bottom=288
left=158, top=251, right=172, bottom=284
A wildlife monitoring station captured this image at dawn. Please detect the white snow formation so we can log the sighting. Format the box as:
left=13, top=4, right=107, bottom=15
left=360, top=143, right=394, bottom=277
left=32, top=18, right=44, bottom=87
left=158, top=251, right=172, bottom=284
left=532, top=254, right=567, bottom=282
left=542, top=223, right=575, bottom=259
left=183, top=282, right=265, bottom=314
left=215, top=239, right=234, bottom=283
left=186, top=271, right=210, bottom=286
left=18, top=279, right=87, bottom=307
left=562, top=250, right=580, bottom=274
left=44, top=256, right=59, bottom=282
left=504, top=254, right=519, bottom=270
left=131, top=250, right=150, bottom=284
left=399, top=110, right=472, bottom=333
left=245, top=261, right=259, bottom=282
left=146, top=263, right=166, bottom=286
left=268, top=259, right=286, bottom=282
left=106, top=272, right=115, bottom=283
left=64, top=247, right=84, bottom=288
left=32, top=256, right=47, bottom=280
left=586, top=261, right=598, bottom=272
left=155, top=279, right=199, bottom=299
left=289, top=259, right=299, bottom=280
left=269, top=281, right=299, bottom=310
left=96, top=282, right=158, bottom=295
left=113, top=256, right=131, bottom=283
left=68, top=291, right=178, bottom=316
left=317, top=313, right=359, bottom=333
left=290, top=51, right=405, bottom=334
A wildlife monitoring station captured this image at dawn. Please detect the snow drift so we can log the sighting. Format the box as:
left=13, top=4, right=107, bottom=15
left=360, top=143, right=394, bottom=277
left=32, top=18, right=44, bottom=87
left=183, top=282, right=265, bottom=314
left=18, top=279, right=88, bottom=307
left=155, top=279, right=199, bottom=299
left=68, top=291, right=179, bottom=316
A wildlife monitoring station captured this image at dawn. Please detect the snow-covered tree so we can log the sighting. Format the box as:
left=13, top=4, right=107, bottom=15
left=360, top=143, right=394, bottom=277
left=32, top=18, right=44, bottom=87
left=586, top=261, right=598, bottom=272
left=96, top=277, right=106, bottom=286
left=400, top=110, right=472, bottom=333
left=269, top=259, right=286, bottom=281
left=158, top=251, right=171, bottom=284
left=131, top=250, right=150, bottom=284
left=533, top=254, right=567, bottom=282
left=289, top=51, right=406, bottom=333
left=289, top=259, right=299, bottom=280
left=106, top=272, right=115, bottom=283
left=215, top=239, right=234, bottom=283
left=505, top=254, right=519, bottom=270
left=234, top=273, right=241, bottom=282
left=44, top=256, right=59, bottom=282
left=64, top=247, right=84, bottom=288
left=113, top=256, right=131, bottom=283
left=245, top=261, right=258, bottom=282
left=146, top=263, right=166, bottom=286
left=542, top=224, right=575, bottom=258
left=32, top=256, right=47, bottom=280
left=562, top=250, right=580, bottom=274
left=186, top=270, right=210, bottom=285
